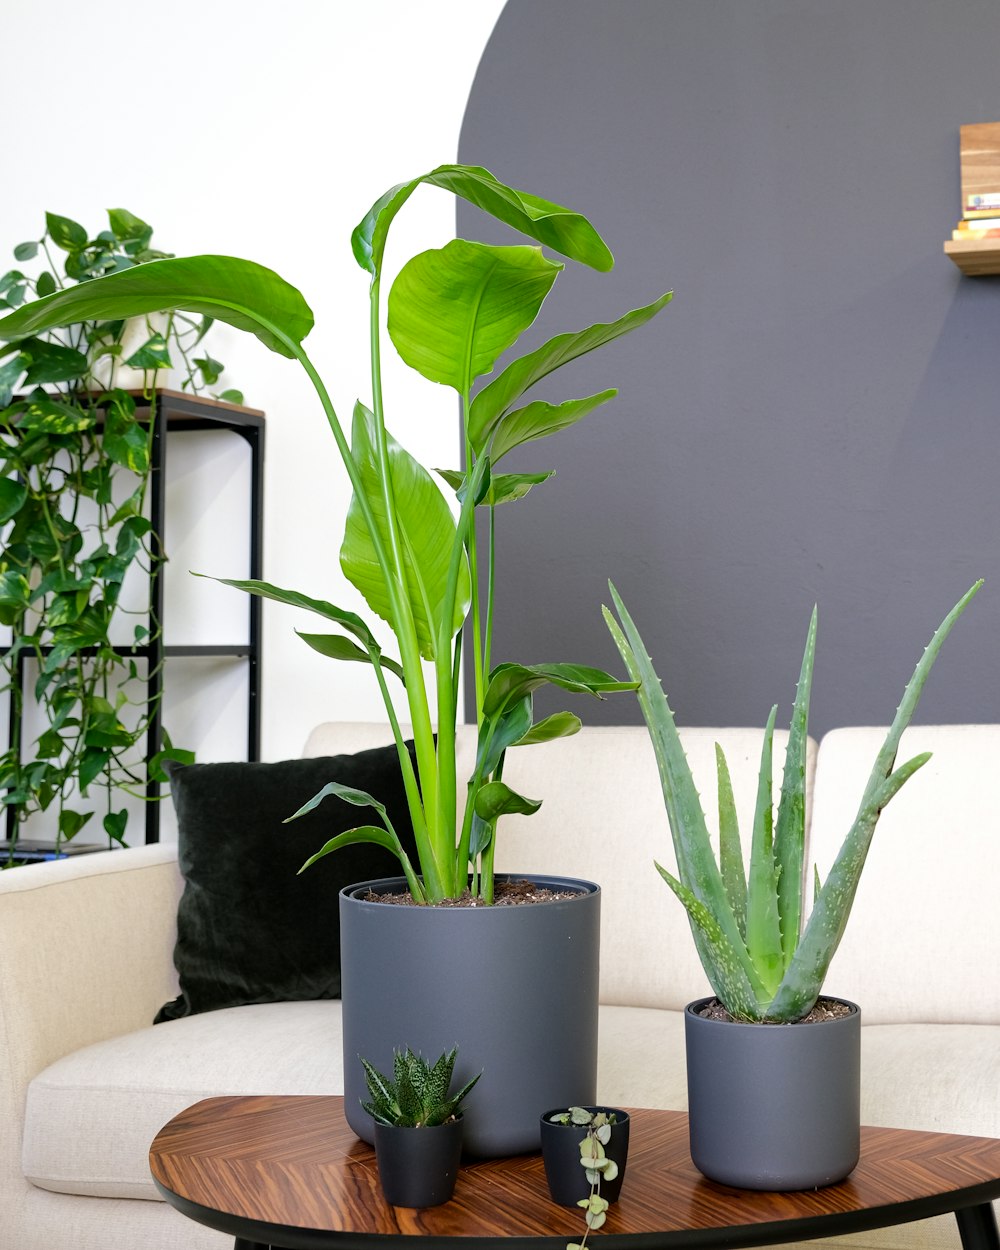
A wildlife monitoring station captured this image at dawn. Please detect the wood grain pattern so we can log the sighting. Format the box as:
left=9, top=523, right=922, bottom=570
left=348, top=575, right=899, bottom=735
left=149, top=1097, right=1000, bottom=1246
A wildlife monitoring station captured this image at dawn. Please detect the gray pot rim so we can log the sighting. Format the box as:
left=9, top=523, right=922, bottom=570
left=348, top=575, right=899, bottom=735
left=685, top=995, right=861, bottom=1027
left=341, top=873, right=601, bottom=904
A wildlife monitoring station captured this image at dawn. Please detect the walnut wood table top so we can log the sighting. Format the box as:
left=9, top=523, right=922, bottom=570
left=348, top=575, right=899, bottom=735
left=149, top=1095, right=1000, bottom=1250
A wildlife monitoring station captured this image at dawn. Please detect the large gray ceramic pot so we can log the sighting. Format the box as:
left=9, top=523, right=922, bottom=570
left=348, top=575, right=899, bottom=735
left=340, top=874, right=600, bottom=1158
left=685, top=996, right=861, bottom=1190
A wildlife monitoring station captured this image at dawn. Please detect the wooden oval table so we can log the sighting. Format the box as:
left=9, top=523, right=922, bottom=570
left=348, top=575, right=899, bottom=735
left=149, top=1095, right=1000, bottom=1250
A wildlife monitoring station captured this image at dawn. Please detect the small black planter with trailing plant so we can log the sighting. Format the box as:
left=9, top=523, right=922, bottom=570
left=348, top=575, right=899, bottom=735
left=605, top=579, right=982, bottom=1190
left=361, top=1046, right=481, bottom=1209
left=540, top=1107, right=629, bottom=1250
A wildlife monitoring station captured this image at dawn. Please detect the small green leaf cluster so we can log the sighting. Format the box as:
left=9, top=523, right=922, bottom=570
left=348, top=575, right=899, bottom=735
left=0, top=168, right=670, bottom=900
left=605, top=580, right=982, bottom=1023
left=549, top=1108, right=618, bottom=1250
left=0, top=209, right=241, bottom=856
left=360, top=1047, right=481, bottom=1128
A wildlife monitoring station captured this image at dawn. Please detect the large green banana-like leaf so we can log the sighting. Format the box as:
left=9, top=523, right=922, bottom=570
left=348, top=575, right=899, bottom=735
left=436, top=467, right=554, bottom=507
left=490, top=389, right=617, bottom=462
left=352, top=163, right=614, bottom=278
left=468, top=292, right=673, bottom=452
left=202, top=575, right=382, bottom=646
left=474, top=781, right=542, bottom=822
left=296, top=630, right=406, bottom=683
left=514, top=711, right=582, bottom=745
left=483, top=661, right=636, bottom=718
left=340, top=403, right=471, bottom=661
left=387, top=241, right=560, bottom=393
left=0, top=255, right=313, bottom=358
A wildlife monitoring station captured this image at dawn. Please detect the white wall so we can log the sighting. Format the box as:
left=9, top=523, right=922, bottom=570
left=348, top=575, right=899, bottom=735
left=4, top=0, right=505, bottom=841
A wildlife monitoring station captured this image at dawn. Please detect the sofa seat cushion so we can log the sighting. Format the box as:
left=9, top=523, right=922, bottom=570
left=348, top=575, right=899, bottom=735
left=23, top=1000, right=345, bottom=1200
left=859, top=1022, right=1000, bottom=1138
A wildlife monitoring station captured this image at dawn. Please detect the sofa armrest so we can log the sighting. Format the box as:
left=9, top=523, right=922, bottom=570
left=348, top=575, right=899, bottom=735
left=0, top=843, right=182, bottom=1168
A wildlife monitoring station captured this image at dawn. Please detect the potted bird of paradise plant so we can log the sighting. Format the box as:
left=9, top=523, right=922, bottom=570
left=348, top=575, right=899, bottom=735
left=604, top=579, right=981, bottom=1189
left=0, top=165, right=671, bottom=1156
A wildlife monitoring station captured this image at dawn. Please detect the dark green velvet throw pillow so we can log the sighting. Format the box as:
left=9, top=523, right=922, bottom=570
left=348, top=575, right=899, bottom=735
left=155, top=743, right=417, bottom=1023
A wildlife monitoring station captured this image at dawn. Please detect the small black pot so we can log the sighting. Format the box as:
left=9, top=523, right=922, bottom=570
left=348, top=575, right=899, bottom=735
left=373, top=1117, right=464, bottom=1208
left=539, top=1107, right=630, bottom=1207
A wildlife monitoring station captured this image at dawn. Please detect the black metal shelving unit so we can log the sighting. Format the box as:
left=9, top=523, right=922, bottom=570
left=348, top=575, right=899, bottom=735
left=2, top=388, right=265, bottom=847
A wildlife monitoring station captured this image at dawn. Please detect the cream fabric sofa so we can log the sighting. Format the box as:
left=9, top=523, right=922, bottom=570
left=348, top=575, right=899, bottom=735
left=1, top=722, right=997, bottom=1250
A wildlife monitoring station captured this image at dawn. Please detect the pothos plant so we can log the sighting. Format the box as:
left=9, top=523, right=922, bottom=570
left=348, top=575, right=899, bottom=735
left=0, top=209, right=238, bottom=855
left=604, top=579, right=982, bottom=1023
left=0, top=165, right=671, bottom=901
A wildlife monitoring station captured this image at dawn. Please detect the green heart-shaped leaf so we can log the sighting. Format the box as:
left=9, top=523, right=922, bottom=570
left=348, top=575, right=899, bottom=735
left=388, top=240, right=560, bottom=393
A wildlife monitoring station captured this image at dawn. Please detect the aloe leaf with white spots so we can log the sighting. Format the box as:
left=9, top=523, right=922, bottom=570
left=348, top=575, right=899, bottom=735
left=606, top=579, right=982, bottom=1022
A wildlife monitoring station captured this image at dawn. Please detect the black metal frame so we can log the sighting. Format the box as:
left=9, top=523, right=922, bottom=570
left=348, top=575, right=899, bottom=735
left=2, top=389, right=265, bottom=846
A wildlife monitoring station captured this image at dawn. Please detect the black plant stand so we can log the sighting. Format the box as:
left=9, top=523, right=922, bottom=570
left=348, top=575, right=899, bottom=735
left=2, top=388, right=265, bottom=847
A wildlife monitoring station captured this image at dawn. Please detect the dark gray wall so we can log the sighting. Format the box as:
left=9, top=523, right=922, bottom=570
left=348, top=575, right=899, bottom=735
left=459, top=0, right=999, bottom=734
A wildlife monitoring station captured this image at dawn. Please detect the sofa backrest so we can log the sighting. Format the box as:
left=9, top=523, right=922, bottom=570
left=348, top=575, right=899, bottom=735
left=811, top=725, right=1000, bottom=1025
left=303, top=722, right=816, bottom=1014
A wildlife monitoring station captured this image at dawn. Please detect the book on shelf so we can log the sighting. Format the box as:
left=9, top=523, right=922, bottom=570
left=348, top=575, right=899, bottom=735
left=966, top=192, right=1000, bottom=211
left=952, top=227, right=1000, bottom=241
left=954, top=217, right=1000, bottom=233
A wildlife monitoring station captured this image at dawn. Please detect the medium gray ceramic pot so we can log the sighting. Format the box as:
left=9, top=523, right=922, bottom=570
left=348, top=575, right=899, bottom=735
left=340, top=874, right=600, bottom=1158
left=685, top=996, right=861, bottom=1190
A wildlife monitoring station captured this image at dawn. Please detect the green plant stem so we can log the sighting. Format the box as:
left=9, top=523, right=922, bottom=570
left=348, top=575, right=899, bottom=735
left=292, top=338, right=443, bottom=898
left=484, top=503, right=496, bottom=679
left=370, top=651, right=430, bottom=853
left=463, top=421, right=485, bottom=718
left=368, top=276, right=447, bottom=889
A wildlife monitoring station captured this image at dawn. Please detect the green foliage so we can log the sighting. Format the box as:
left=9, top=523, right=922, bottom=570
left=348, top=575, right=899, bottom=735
left=0, top=209, right=236, bottom=855
left=360, top=1046, right=481, bottom=1128
left=548, top=1108, right=619, bottom=1250
left=0, top=167, right=671, bottom=900
left=604, top=580, right=983, bottom=1023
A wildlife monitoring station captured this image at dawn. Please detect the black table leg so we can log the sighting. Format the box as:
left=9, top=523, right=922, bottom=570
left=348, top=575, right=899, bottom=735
left=956, top=1204, right=1000, bottom=1250
left=233, top=1239, right=269, bottom=1250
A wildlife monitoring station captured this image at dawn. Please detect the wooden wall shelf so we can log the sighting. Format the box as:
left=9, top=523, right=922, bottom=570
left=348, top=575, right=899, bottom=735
left=944, top=237, right=1000, bottom=276
left=945, top=122, right=1000, bottom=276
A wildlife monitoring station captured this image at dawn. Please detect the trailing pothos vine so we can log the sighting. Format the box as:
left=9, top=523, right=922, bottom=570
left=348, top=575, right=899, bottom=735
left=0, top=209, right=240, bottom=859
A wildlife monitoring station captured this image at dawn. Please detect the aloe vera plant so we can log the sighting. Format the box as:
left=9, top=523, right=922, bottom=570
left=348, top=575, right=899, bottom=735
left=604, top=579, right=982, bottom=1023
left=0, top=166, right=669, bottom=902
